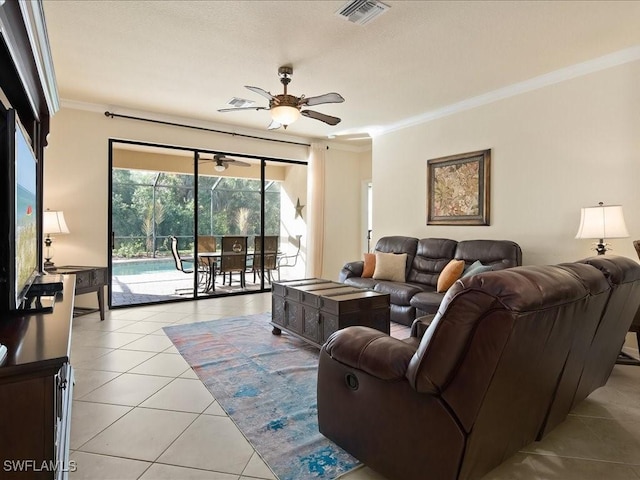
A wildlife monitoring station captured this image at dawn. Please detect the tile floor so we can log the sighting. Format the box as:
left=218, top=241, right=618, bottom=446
left=69, top=293, right=640, bottom=480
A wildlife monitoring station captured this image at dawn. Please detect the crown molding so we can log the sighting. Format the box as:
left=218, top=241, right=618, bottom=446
left=327, top=140, right=371, bottom=153
left=0, top=0, right=59, bottom=118
left=378, top=44, right=640, bottom=137
left=19, top=0, right=60, bottom=115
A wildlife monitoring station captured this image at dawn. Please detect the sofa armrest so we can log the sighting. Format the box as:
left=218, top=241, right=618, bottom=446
left=338, top=260, right=364, bottom=282
left=410, top=314, right=435, bottom=339
left=323, top=326, right=416, bottom=381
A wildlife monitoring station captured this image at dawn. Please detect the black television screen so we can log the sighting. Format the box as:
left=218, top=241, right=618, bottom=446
left=0, top=108, right=40, bottom=311
left=12, top=110, right=39, bottom=307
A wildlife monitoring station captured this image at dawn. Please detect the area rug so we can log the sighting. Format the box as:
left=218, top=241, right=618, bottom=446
left=163, top=313, right=360, bottom=480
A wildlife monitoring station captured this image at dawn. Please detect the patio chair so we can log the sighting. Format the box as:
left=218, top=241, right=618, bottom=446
left=220, top=236, right=248, bottom=287
left=170, top=235, right=194, bottom=274
left=276, top=235, right=302, bottom=281
left=252, top=235, right=279, bottom=284
left=197, top=235, right=217, bottom=292
left=197, top=235, right=217, bottom=254
left=170, top=235, right=206, bottom=293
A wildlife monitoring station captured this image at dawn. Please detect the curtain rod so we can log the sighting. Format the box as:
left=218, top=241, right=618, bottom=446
left=104, top=111, right=312, bottom=147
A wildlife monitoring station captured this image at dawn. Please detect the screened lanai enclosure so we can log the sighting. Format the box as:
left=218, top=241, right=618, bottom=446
left=110, top=141, right=307, bottom=307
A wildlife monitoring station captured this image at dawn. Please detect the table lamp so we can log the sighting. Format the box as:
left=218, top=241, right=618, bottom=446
left=575, top=202, right=629, bottom=255
left=43, top=210, right=70, bottom=270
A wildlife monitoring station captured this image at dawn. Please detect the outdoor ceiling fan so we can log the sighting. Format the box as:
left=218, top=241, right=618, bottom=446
left=202, top=154, right=251, bottom=172
left=218, top=66, right=345, bottom=130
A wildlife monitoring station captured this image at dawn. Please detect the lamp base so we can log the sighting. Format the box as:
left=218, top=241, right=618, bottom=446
left=44, top=259, right=56, bottom=271
left=596, top=238, right=610, bottom=255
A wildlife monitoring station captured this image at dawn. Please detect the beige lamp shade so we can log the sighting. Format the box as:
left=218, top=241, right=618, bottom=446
left=575, top=203, right=629, bottom=255
left=575, top=203, right=629, bottom=240
left=43, top=210, right=70, bottom=235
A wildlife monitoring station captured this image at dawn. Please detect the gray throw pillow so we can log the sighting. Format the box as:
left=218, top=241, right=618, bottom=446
left=461, top=260, right=493, bottom=278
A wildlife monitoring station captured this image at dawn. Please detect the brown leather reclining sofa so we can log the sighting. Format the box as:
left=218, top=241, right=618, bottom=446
left=319, top=255, right=640, bottom=480
left=339, top=236, right=522, bottom=325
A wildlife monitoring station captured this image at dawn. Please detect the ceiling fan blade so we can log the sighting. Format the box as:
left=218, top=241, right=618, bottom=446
left=230, top=159, right=251, bottom=167
left=245, top=86, right=276, bottom=101
left=217, top=106, right=267, bottom=112
left=300, top=92, right=345, bottom=107
left=267, top=120, right=282, bottom=130
left=212, top=154, right=251, bottom=167
left=301, top=110, right=341, bottom=126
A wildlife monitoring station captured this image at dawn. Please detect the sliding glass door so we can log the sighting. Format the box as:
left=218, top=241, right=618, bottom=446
left=110, top=144, right=196, bottom=306
left=109, top=141, right=307, bottom=308
left=195, top=153, right=267, bottom=296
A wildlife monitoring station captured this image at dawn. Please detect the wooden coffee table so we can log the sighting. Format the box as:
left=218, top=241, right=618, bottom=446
left=271, top=278, right=390, bottom=348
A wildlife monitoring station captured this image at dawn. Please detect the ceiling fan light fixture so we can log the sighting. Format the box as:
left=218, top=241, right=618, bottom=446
left=221, top=66, right=344, bottom=130
left=270, top=105, right=300, bottom=126
left=214, top=163, right=227, bottom=172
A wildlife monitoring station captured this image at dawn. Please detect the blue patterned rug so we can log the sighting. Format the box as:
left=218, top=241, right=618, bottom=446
left=163, top=313, right=360, bottom=480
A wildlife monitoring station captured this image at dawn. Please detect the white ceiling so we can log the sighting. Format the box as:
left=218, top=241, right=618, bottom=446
left=43, top=1, right=640, bottom=144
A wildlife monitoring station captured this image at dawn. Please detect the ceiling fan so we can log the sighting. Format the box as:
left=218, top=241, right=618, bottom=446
left=201, top=154, right=251, bottom=172
left=218, top=66, right=345, bottom=130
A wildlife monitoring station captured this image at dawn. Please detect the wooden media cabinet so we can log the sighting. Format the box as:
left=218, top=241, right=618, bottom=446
left=0, top=276, right=75, bottom=479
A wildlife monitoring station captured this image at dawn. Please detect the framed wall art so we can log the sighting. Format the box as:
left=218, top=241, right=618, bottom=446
left=426, top=149, right=491, bottom=226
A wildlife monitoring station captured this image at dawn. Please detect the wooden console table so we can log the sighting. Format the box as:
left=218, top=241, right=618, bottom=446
left=0, top=275, right=75, bottom=479
left=46, top=266, right=107, bottom=320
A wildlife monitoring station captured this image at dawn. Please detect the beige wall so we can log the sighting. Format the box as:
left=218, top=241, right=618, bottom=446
left=43, top=107, right=370, bottom=302
left=322, top=148, right=372, bottom=280
left=372, top=60, right=640, bottom=265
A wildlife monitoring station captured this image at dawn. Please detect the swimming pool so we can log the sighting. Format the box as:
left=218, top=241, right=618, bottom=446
left=112, top=258, right=186, bottom=276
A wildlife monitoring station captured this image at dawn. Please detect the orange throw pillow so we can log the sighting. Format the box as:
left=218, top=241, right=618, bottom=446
left=437, top=259, right=465, bottom=293
left=362, top=253, right=376, bottom=278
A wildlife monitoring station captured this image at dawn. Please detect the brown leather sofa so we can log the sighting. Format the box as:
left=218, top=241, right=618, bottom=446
left=318, top=255, right=640, bottom=480
left=339, top=236, right=522, bottom=325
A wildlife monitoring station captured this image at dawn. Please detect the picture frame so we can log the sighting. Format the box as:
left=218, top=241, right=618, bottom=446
left=426, top=149, right=491, bottom=226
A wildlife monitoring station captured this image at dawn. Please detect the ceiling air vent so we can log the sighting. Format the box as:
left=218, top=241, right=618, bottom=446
left=226, top=97, right=255, bottom=108
left=335, top=0, right=390, bottom=25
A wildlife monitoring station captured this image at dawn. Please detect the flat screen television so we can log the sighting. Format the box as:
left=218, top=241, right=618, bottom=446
left=0, top=107, right=40, bottom=311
